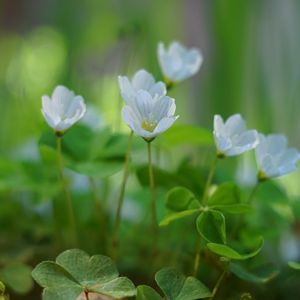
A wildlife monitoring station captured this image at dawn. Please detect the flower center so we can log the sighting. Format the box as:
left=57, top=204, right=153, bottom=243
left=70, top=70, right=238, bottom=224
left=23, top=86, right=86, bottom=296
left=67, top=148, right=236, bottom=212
left=141, top=120, right=157, bottom=132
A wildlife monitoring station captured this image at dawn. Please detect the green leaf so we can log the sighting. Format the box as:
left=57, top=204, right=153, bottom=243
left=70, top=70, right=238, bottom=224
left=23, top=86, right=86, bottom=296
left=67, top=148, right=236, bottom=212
left=32, top=249, right=136, bottom=299
left=91, top=277, right=136, bottom=298
left=0, top=262, right=33, bottom=294
left=207, top=237, right=264, bottom=260
left=0, top=281, right=5, bottom=294
left=208, top=182, right=241, bottom=206
left=288, top=261, right=300, bottom=270
left=211, top=204, right=253, bottom=214
left=66, top=161, right=123, bottom=178
left=155, top=267, right=211, bottom=300
left=229, top=263, right=279, bottom=283
left=166, top=187, right=199, bottom=212
left=43, top=286, right=83, bottom=300
left=136, top=285, right=163, bottom=300
left=158, top=124, right=213, bottom=147
left=159, top=209, right=200, bottom=226
left=196, top=210, right=226, bottom=243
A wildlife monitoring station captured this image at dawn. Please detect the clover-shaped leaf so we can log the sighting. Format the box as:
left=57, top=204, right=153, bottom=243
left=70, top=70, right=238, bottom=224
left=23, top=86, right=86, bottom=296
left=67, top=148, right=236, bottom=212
left=196, top=210, right=226, bottom=243
left=155, top=267, right=211, bottom=300
left=32, top=249, right=136, bottom=300
left=136, top=285, right=163, bottom=300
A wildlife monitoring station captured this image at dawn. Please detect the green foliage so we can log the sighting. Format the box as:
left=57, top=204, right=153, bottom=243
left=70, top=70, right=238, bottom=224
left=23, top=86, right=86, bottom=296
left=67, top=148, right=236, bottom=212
left=0, top=262, right=33, bottom=294
left=196, top=210, right=226, bottom=243
left=165, top=187, right=199, bottom=212
left=229, top=263, right=279, bottom=283
left=136, top=285, right=163, bottom=300
left=208, top=183, right=252, bottom=214
left=155, top=267, right=211, bottom=300
left=158, top=124, right=214, bottom=148
left=31, top=249, right=136, bottom=300
left=207, top=237, right=264, bottom=260
left=288, top=261, right=300, bottom=270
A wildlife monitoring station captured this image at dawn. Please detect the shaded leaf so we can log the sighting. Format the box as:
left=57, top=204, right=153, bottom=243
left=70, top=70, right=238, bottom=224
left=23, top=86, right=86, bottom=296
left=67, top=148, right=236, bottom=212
left=230, top=263, right=279, bottom=283
left=166, top=187, right=199, bottom=212
left=155, top=267, right=211, bottom=300
left=136, top=285, right=163, bottom=300
left=158, top=124, right=213, bottom=147
left=196, top=210, right=226, bottom=243
left=0, top=262, right=33, bottom=294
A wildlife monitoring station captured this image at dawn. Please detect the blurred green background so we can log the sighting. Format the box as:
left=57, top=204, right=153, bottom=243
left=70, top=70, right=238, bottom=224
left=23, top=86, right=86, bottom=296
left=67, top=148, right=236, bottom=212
left=1, top=0, right=300, bottom=146
left=1, top=0, right=300, bottom=299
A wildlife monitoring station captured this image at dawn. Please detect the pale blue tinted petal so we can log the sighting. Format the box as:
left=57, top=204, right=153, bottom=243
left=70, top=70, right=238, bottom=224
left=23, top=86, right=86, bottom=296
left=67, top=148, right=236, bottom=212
left=224, top=114, right=246, bottom=135
left=148, top=82, right=166, bottom=98
left=152, top=96, right=176, bottom=121
left=118, top=76, right=135, bottom=104
left=131, top=69, right=155, bottom=91
left=265, top=134, right=287, bottom=155
left=153, top=116, right=178, bottom=136
left=132, top=90, right=154, bottom=120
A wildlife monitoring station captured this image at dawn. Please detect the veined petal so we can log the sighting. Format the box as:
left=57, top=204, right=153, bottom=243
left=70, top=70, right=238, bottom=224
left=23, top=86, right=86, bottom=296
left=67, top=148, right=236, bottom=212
left=132, top=69, right=155, bottom=91
left=225, top=114, right=246, bottom=135
left=148, top=82, right=166, bottom=98
left=265, top=134, right=287, bottom=155
left=118, top=76, right=135, bottom=104
left=153, top=116, right=179, bottom=136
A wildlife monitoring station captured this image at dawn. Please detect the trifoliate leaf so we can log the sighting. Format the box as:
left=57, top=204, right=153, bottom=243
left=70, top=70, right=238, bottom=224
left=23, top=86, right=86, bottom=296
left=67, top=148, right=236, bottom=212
left=32, top=249, right=136, bottom=300
left=155, top=267, right=211, bottom=300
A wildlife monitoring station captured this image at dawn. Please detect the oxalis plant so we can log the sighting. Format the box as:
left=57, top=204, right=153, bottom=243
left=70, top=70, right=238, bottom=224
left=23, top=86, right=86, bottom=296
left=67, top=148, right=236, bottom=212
left=27, top=40, right=300, bottom=300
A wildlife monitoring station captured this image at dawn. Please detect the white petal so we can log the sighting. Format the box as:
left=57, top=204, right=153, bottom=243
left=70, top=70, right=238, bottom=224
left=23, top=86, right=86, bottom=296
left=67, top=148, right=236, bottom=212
left=224, top=114, right=246, bottom=135
left=118, top=76, right=135, bottom=104
left=132, top=69, right=155, bottom=91
left=152, top=96, right=176, bottom=122
left=148, top=82, right=167, bottom=98
left=265, top=134, right=287, bottom=155
left=153, top=116, right=179, bottom=136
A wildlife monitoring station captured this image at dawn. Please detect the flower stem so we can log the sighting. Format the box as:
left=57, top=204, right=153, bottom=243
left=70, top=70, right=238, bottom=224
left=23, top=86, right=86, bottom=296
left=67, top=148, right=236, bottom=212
left=247, top=182, right=260, bottom=203
left=112, top=130, right=134, bottom=257
left=56, top=135, right=78, bottom=247
left=147, top=141, right=157, bottom=233
left=89, top=177, right=107, bottom=251
left=193, top=155, right=218, bottom=275
left=203, top=155, right=218, bottom=205
left=209, top=263, right=228, bottom=300
left=193, top=238, right=201, bottom=276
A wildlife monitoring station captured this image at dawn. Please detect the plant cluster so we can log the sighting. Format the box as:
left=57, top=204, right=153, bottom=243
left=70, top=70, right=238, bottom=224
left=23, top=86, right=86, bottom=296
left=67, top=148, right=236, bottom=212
left=2, top=41, right=300, bottom=300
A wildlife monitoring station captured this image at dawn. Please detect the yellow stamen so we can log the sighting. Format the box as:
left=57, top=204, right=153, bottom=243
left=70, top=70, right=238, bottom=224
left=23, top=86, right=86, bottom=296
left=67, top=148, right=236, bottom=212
left=141, top=121, right=157, bottom=132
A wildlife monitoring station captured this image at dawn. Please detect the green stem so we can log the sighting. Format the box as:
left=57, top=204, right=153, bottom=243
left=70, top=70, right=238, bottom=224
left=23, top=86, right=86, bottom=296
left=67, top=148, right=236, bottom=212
left=209, top=263, right=228, bottom=300
left=112, top=130, right=134, bottom=255
left=193, top=238, right=201, bottom=276
left=203, top=156, right=218, bottom=205
left=247, top=182, right=260, bottom=203
left=148, top=141, right=157, bottom=232
left=89, top=177, right=107, bottom=250
left=56, top=135, right=78, bottom=247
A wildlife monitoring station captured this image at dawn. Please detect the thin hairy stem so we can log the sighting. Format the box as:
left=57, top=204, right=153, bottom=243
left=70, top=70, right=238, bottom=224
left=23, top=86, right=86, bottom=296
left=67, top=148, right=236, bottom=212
left=112, top=130, right=134, bottom=257
left=148, top=141, right=157, bottom=232
left=209, top=263, right=228, bottom=300
left=56, top=135, right=78, bottom=247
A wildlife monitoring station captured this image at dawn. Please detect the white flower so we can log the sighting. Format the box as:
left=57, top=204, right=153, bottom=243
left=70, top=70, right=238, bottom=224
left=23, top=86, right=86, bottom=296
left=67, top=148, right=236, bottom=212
left=157, top=41, right=203, bottom=82
left=122, top=90, right=179, bottom=140
left=41, top=85, right=86, bottom=133
left=213, top=114, right=259, bottom=157
left=118, top=69, right=166, bottom=104
left=255, top=133, right=300, bottom=179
